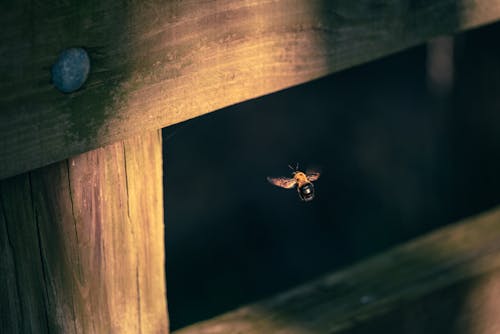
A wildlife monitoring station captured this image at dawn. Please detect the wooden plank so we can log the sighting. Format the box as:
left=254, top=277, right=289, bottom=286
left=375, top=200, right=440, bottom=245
left=1, top=1, right=500, bottom=179
left=173, top=206, right=500, bottom=333
left=0, top=130, right=168, bottom=333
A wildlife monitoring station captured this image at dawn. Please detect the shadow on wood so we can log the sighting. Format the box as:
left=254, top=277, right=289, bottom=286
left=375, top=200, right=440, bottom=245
left=1, top=0, right=500, bottom=179
left=173, top=207, right=500, bottom=334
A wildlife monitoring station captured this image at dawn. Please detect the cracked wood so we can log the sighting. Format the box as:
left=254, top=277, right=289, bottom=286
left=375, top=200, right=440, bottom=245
left=0, top=129, right=167, bottom=333
left=2, top=0, right=500, bottom=179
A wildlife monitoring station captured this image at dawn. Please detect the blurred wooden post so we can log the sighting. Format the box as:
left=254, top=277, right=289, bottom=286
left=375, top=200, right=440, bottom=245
left=0, top=130, right=168, bottom=333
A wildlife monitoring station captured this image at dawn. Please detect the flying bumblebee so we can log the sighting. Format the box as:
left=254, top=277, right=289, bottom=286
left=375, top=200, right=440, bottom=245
left=267, top=164, right=320, bottom=202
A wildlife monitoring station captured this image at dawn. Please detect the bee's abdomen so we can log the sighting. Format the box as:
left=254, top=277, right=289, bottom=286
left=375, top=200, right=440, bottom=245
left=298, top=182, right=315, bottom=201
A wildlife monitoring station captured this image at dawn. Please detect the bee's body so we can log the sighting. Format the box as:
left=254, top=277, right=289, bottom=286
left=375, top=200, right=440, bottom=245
left=298, top=181, right=315, bottom=202
left=267, top=167, right=320, bottom=202
left=293, top=171, right=315, bottom=201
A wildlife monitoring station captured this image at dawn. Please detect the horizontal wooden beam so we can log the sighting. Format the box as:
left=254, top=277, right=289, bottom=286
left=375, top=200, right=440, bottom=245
left=172, top=206, right=500, bottom=333
left=2, top=0, right=500, bottom=179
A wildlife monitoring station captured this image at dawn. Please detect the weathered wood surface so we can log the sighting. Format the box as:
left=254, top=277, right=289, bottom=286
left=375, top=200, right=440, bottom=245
left=174, top=206, right=500, bottom=334
left=2, top=0, right=500, bottom=179
left=0, top=130, right=168, bottom=333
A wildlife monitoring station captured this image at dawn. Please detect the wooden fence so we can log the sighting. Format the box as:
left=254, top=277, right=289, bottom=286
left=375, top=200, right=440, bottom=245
left=1, top=0, right=500, bottom=333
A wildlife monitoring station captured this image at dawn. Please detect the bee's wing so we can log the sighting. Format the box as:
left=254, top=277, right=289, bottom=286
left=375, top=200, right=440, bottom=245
left=267, top=176, right=297, bottom=189
left=306, top=170, right=320, bottom=182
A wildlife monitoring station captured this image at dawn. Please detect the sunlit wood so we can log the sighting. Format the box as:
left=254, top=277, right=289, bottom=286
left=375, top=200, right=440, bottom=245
left=1, top=0, right=500, bottom=179
left=0, top=130, right=167, bottom=333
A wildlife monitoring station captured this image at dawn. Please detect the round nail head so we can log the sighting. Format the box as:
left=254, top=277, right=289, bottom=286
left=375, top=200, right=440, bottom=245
left=51, top=47, right=90, bottom=93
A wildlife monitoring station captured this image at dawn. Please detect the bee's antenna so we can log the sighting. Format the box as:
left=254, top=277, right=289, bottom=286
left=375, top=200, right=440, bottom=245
left=288, top=164, right=295, bottom=171
left=288, top=163, right=299, bottom=171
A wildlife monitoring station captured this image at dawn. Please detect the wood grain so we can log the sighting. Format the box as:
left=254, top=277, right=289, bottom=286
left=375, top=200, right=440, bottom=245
left=173, top=206, right=500, bottom=333
left=0, top=129, right=168, bottom=333
left=1, top=0, right=500, bottom=179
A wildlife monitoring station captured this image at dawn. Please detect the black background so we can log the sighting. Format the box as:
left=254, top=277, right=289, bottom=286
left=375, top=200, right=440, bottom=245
left=163, top=22, right=500, bottom=330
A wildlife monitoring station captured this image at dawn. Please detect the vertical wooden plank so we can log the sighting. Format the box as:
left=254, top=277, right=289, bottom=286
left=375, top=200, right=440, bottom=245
left=0, top=174, right=49, bottom=333
left=0, top=129, right=168, bottom=333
